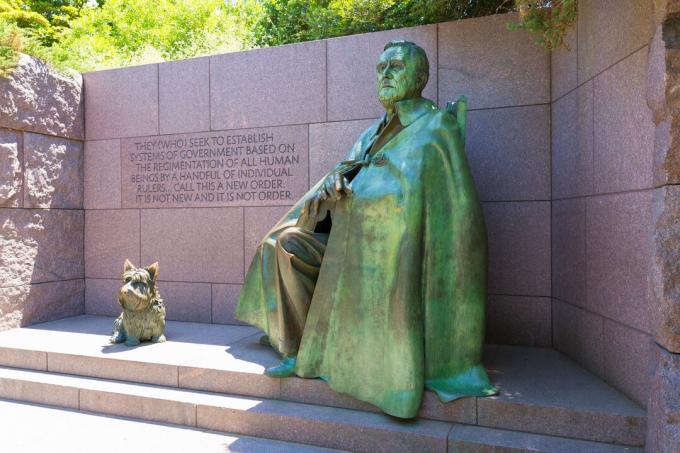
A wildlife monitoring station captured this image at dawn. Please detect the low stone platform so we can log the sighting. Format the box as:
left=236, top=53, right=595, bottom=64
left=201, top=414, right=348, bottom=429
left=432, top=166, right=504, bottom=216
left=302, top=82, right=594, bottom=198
left=0, top=315, right=646, bottom=452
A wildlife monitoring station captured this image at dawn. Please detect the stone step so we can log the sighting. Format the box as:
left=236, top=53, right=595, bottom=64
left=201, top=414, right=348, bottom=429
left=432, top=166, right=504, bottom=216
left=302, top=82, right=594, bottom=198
left=0, top=367, right=640, bottom=453
left=0, top=315, right=647, bottom=446
left=0, top=399, right=347, bottom=453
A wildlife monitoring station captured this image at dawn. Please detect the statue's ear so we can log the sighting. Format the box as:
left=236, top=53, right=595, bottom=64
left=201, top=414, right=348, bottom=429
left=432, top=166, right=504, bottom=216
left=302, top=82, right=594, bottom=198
left=146, top=262, right=159, bottom=282
left=123, top=259, right=135, bottom=273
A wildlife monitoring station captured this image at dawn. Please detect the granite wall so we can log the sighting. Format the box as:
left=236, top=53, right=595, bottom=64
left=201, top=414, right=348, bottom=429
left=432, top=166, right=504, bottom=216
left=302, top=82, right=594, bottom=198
left=550, top=0, right=657, bottom=409
left=82, top=13, right=553, bottom=347
left=0, top=54, right=85, bottom=330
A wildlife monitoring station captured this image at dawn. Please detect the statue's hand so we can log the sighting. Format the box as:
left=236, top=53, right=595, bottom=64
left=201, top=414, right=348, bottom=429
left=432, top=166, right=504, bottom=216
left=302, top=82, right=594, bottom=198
left=322, top=172, right=352, bottom=202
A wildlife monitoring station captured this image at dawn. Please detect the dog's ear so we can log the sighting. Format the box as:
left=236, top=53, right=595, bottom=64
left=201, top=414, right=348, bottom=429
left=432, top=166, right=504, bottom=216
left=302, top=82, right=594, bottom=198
left=146, top=262, right=159, bottom=282
left=124, top=259, right=135, bottom=273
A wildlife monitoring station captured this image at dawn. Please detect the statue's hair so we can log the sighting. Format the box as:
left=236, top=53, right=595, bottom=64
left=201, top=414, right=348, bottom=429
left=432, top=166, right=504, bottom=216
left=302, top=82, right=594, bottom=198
left=383, top=40, right=429, bottom=92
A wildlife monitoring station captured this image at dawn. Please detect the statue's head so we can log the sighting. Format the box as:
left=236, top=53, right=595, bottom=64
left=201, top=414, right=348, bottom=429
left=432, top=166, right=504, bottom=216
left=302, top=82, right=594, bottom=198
left=376, top=40, right=429, bottom=111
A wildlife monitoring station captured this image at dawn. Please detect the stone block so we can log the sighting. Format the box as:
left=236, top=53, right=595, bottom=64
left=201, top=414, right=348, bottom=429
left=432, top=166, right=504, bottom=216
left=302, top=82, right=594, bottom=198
left=484, top=202, right=551, bottom=296
left=79, top=389, right=196, bottom=426
left=48, top=354, right=178, bottom=388
left=141, top=208, right=244, bottom=284
left=552, top=198, right=586, bottom=306
left=552, top=300, right=604, bottom=377
left=0, top=375, right=79, bottom=409
left=309, top=119, right=375, bottom=183
left=0, top=54, right=84, bottom=140
left=244, top=206, right=292, bottom=265
left=160, top=281, right=211, bottom=323
left=0, top=129, right=23, bottom=208
left=84, top=64, right=159, bottom=140
left=327, top=25, right=437, bottom=121
left=646, top=344, right=680, bottom=453
left=485, top=295, right=551, bottom=347
left=84, top=209, right=140, bottom=279
left=479, top=345, right=646, bottom=446
left=84, top=278, right=120, bottom=317
left=586, top=191, right=654, bottom=333
left=552, top=82, right=594, bottom=199
left=18, top=280, right=84, bottom=328
left=594, top=48, right=655, bottom=194
left=438, top=13, right=549, bottom=110
left=650, top=185, right=680, bottom=352
left=84, top=139, right=121, bottom=209
left=211, top=41, right=325, bottom=130
left=602, top=320, right=655, bottom=408
left=466, top=106, right=550, bottom=201
left=179, top=367, right=280, bottom=400
left=578, top=0, right=653, bottom=83
left=23, top=132, right=83, bottom=209
left=212, top=284, right=245, bottom=325
left=551, top=28, right=578, bottom=101
left=0, top=346, right=46, bottom=370
left=159, top=57, right=210, bottom=135
left=0, top=209, right=84, bottom=286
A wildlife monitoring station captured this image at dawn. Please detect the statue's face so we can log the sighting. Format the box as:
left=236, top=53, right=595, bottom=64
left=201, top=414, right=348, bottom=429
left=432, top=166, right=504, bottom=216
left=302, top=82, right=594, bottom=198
left=376, top=46, right=421, bottom=110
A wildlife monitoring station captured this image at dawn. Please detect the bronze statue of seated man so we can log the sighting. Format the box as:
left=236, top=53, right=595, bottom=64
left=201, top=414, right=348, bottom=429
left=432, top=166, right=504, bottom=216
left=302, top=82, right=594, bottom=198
left=235, top=40, right=497, bottom=419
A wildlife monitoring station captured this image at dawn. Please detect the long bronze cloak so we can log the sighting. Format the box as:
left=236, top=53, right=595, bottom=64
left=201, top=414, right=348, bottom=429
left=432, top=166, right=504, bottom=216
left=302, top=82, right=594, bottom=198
left=236, top=97, right=497, bottom=418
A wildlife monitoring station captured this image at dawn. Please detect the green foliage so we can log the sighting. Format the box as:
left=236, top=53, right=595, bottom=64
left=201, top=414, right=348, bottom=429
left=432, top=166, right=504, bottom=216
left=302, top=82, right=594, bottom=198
left=0, top=17, right=22, bottom=77
left=252, top=0, right=513, bottom=47
left=508, top=0, right=577, bottom=50
left=38, top=0, right=262, bottom=72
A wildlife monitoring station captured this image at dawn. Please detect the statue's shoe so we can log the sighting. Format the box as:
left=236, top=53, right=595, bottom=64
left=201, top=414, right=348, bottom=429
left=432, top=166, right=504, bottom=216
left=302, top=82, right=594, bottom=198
left=264, top=356, right=296, bottom=378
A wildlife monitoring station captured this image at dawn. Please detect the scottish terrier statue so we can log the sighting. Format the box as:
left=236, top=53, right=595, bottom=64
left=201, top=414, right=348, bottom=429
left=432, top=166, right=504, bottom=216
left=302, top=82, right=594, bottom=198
left=110, top=259, right=166, bottom=347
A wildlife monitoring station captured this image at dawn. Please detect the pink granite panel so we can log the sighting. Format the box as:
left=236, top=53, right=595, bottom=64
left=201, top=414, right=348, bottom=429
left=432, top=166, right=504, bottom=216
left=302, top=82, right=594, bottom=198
left=23, top=133, right=83, bottom=209
left=160, top=281, right=211, bottom=323
left=553, top=299, right=604, bottom=377
left=578, top=0, right=653, bottom=83
left=159, top=57, right=210, bottom=135
left=84, top=209, right=140, bottom=279
left=1, top=280, right=84, bottom=330
left=84, top=64, right=159, bottom=140
left=210, top=41, right=325, bottom=129
left=552, top=198, right=586, bottom=307
left=587, top=191, right=654, bottom=333
left=552, top=82, right=594, bottom=199
left=0, top=209, right=84, bottom=286
left=141, top=208, right=243, bottom=284
left=309, top=119, right=376, bottom=184
left=84, top=139, right=121, bottom=209
left=484, top=202, right=551, bottom=296
left=466, top=105, right=550, bottom=201
left=593, top=48, right=654, bottom=194
left=84, top=278, right=121, bottom=317
left=485, top=295, right=551, bottom=347
left=438, top=13, right=549, bottom=110
left=0, top=129, right=23, bottom=208
left=212, top=284, right=245, bottom=325
left=603, top=320, right=655, bottom=408
left=551, top=28, right=578, bottom=101
left=244, top=206, right=292, bottom=264
left=327, top=25, right=437, bottom=121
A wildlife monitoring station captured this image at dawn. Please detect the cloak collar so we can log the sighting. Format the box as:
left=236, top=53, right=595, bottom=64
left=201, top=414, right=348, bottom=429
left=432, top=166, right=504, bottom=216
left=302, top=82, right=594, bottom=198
left=393, top=97, right=438, bottom=126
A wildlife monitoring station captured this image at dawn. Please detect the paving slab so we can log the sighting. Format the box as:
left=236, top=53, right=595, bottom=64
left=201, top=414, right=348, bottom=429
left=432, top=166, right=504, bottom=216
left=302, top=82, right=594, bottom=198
left=0, top=366, right=451, bottom=453
left=448, top=424, right=643, bottom=452
left=0, top=399, right=346, bottom=453
left=0, top=315, right=647, bottom=446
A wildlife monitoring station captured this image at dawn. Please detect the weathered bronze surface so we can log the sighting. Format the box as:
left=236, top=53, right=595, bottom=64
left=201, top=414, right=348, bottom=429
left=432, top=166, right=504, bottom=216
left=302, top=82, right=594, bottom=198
left=235, top=40, right=497, bottom=418
left=110, top=259, right=166, bottom=347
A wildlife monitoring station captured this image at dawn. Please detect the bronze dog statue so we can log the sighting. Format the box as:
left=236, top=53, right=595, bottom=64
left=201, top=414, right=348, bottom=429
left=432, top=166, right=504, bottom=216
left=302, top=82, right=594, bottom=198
left=110, top=259, right=166, bottom=347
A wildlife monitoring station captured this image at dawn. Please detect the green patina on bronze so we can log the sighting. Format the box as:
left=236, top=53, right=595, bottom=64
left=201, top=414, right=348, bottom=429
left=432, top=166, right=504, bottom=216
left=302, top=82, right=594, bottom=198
left=110, top=259, right=166, bottom=347
left=235, top=40, right=497, bottom=418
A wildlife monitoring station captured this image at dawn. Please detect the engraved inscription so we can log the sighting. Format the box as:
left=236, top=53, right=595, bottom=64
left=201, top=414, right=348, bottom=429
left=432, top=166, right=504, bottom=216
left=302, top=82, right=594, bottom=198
left=121, top=125, right=309, bottom=208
